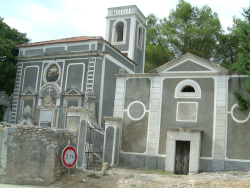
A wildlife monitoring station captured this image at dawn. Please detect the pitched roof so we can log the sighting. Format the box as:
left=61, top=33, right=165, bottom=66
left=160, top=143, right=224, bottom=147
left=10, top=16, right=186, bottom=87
left=16, top=36, right=103, bottom=47
left=149, top=52, right=229, bottom=74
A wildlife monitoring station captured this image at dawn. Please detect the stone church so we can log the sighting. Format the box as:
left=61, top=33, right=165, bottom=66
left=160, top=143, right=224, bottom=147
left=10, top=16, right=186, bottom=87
left=109, top=53, right=249, bottom=173
left=11, top=5, right=249, bottom=174
left=11, top=5, right=146, bottom=128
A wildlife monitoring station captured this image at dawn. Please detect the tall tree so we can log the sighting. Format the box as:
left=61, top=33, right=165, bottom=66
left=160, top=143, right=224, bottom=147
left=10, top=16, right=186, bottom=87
left=214, top=31, right=239, bottom=70
left=0, top=17, right=29, bottom=96
left=230, top=7, right=250, bottom=110
left=161, top=0, right=222, bottom=60
left=145, top=14, right=174, bottom=72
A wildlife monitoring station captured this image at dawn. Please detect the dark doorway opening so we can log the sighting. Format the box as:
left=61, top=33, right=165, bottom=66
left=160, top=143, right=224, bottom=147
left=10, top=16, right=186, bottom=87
left=175, top=141, right=190, bottom=175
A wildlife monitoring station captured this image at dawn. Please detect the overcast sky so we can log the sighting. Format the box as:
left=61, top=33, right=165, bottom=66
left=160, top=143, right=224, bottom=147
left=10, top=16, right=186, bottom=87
left=0, top=0, right=249, bottom=43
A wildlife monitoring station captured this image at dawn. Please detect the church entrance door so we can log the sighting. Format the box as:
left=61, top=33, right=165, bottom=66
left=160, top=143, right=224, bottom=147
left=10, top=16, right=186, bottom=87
left=175, top=141, right=190, bottom=175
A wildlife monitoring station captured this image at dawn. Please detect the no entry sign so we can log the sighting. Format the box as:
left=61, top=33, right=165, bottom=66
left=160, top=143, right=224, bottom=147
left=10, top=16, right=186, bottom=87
left=61, top=146, right=77, bottom=168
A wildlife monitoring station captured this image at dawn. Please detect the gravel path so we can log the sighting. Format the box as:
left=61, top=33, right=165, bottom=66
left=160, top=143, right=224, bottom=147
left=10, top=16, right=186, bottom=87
left=51, top=167, right=250, bottom=188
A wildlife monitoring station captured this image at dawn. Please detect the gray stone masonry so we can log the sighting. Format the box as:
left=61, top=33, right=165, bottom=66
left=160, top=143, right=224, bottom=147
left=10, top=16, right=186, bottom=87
left=0, top=123, right=77, bottom=185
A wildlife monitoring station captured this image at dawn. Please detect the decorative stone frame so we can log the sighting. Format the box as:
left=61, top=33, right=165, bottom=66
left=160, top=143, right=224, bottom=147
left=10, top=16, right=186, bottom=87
left=230, top=103, right=250, bottom=123
left=175, top=79, right=201, bottom=98
left=37, top=104, right=59, bottom=128
left=126, top=101, right=147, bottom=121
left=62, top=87, right=84, bottom=128
left=165, top=128, right=202, bottom=174
left=19, top=87, right=37, bottom=119
left=39, top=84, right=60, bottom=98
left=112, top=19, right=127, bottom=45
left=19, top=96, right=36, bottom=118
left=176, top=102, right=198, bottom=122
left=43, top=61, right=61, bottom=84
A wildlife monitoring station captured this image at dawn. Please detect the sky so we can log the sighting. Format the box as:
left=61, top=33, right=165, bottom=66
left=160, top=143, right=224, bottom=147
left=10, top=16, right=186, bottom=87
left=0, top=0, right=249, bottom=43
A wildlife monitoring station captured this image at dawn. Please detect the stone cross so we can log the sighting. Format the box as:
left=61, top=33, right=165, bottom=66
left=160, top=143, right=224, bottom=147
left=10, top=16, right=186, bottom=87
left=47, top=87, right=53, bottom=95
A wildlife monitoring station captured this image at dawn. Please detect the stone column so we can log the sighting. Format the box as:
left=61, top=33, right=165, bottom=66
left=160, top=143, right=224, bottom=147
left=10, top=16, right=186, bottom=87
left=103, top=116, right=122, bottom=167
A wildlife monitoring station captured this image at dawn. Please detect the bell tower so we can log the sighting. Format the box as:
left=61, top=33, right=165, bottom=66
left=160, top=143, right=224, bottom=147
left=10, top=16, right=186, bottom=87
left=105, top=5, right=146, bottom=73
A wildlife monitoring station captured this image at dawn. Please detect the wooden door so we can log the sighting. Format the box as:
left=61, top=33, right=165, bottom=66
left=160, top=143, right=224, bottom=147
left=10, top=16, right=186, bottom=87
left=175, top=141, right=190, bottom=175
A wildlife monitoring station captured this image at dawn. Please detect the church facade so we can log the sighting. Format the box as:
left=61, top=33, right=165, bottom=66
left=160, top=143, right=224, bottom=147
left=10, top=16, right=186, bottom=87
left=10, top=5, right=250, bottom=173
left=111, top=53, right=250, bottom=173
left=11, top=5, right=146, bottom=128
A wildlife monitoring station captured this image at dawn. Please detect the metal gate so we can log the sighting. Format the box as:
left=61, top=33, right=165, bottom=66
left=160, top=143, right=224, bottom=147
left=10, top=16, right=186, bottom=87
left=85, top=121, right=104, bottom=170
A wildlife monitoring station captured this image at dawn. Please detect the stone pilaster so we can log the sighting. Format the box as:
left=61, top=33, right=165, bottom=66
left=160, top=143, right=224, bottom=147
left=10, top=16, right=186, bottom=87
left=113, top=75, right=126, bottom=118
left=146, top=77, right=162, bottom=155
left=213, top=76, right=228, bottom=170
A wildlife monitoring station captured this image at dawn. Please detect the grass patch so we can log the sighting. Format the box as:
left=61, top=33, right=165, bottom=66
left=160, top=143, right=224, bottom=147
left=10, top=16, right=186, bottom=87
left=87, top=173, right=101, bottom=179
left=130, top=184, right=136, bottom=187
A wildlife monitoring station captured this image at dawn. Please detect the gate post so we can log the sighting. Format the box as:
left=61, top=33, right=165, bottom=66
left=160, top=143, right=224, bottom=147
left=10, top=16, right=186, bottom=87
left=66, top=107, right=89, bottom=171
left=103, top=117, right=122, bottom=167
left=77, top=119, right=88, bottom=170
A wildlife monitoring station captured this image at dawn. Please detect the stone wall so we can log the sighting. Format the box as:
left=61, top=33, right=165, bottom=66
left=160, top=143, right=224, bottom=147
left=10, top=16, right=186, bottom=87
left=0, top=123, right=77, bottom=185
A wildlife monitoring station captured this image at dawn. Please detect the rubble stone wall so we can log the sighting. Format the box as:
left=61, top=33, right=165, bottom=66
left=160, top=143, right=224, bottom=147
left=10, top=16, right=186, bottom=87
left=0, top=123, right=77, bottom=185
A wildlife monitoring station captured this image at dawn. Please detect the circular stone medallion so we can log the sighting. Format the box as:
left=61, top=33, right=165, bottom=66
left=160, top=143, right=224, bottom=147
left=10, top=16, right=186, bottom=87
left=127, top=101, right=146, bottom=121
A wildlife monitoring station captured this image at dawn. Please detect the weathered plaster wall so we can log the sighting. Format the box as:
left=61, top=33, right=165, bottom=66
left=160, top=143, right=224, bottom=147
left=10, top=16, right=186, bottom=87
left=0, top=124, right=77, bottom=185
left=133, top=20, right=145, bottom=73
left=62, top=59, right=89, bottom=93
left=101, top=59, right=121, bottom=127
left=121, top=78, right=150, bottom=153
left=160, top=78, right=214, bottom=157
left=227, top=76, right=250, bottom=160
left=105, top=45, right=135, bottom=71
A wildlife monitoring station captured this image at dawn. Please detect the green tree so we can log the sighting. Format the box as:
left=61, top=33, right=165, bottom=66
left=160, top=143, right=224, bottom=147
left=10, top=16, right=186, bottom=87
left=0, top=17, right=29, bottom=96
left=145, top=14, right=174, bottom=72
left=214, top=31, right=239, bottom=70
left=230, top=7, right=250, bottom=110
left=161, top=0, right=222, bottom=60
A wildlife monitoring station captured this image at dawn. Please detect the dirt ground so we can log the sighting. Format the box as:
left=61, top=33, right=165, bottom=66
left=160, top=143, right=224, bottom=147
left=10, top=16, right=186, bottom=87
left=51, top=167, right=250, bottom=188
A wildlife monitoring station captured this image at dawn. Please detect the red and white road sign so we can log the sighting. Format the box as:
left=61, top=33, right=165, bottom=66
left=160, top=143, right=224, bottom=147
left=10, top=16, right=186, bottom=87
left=61, top=146, right=77, bottom=168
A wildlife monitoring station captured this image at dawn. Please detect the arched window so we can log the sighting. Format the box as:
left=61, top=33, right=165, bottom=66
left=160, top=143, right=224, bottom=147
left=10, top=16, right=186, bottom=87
left=112, top=19, right=127, bottom=44
left=181, top=86, right=195, bottom=92
left=137, top=26, right=143, bottom=48
left=115, top=22, right=124, bottom=42
left=175, top=79, right=201, bottom=98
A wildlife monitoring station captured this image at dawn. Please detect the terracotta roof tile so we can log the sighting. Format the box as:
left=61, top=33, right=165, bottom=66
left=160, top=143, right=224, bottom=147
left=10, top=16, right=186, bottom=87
left=17, top=36, right=103, bottom=47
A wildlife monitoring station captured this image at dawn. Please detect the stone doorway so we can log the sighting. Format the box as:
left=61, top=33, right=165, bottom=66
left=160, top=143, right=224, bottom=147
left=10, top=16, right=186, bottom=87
left=165, top=128, right=202, bottom=174
left=175, top=141, right=190, bottom=175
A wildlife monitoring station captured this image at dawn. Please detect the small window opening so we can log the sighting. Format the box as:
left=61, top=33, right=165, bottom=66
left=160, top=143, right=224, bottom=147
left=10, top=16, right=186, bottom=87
left=181, top=86, right=195, bottom=92
left=138, top=27, right=143, bottom=47
left=115, top=22, right=124, bottom=42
